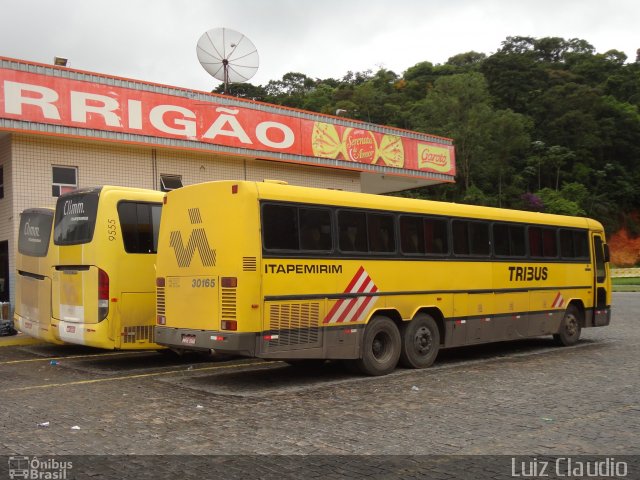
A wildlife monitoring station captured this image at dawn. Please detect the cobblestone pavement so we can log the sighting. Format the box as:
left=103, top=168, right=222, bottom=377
left=0, top=293, right=638, bottom=478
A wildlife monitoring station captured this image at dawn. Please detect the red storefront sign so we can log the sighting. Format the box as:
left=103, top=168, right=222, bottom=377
left=0, top=66, right=455, bottom=177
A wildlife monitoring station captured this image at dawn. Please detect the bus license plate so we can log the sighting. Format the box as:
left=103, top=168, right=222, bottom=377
left=181, top=334, right=196, bottom=345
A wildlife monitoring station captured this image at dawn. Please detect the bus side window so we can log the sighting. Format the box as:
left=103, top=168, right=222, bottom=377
left=494, top=224, right=525, bottom=257
left=493, top=224, right=510, bottom=256
left=118, top=202, right=161, bottom=254
left=454, top=220, right=489, bottom=256
left=400, top=216, right=425, bottom=254
left=529, top=226, right=558, bottom=258
left=368, top=214, right=395, bottom=253
left=338, top=211, right=367, bottom=253
left=151, top=204, right=162, bottom=253
left=510, top=225, right=526, bottom=256
left=300, top=207, right=332, bottom=251
left=424, top=218, right=447, bottom=254
left=575, top=231, right=590, bottom=259
left=560, top=229, right=590, bottom=260
left=469, top=221, right=490, bottom=256
left=542, top=228, right=558, bottom=257
left=262, top=204, right=299, bottom=250
left=453, top=220, right=470, bottom=255
left=529, top=227, right=542, bottom=257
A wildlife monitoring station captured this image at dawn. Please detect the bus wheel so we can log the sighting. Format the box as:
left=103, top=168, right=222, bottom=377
left=399, top=313, right=440, bottom=369
left=553, top=305, right=582, bottom=346
left=354, top=316, right=401, bottom=376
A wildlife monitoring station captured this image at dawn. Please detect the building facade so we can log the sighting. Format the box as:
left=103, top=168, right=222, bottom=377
left=0, top=56, right=456, bottom=306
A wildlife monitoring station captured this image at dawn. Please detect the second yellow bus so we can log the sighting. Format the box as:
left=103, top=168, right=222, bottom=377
left=52, top=185, right=164, bottom=349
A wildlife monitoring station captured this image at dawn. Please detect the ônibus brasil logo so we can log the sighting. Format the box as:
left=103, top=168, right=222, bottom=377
left=169, top=208, right=216, bottom=268
left=8, top=456, right=72, bottom=479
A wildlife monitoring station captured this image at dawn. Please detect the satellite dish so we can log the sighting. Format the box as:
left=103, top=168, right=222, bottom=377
left=196, top=27, right=259, bottom=93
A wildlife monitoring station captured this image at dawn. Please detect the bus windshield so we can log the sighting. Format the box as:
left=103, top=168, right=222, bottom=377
left=18, top=209, right=53, bottom=257
left=54, top=191, right=100, bottom=245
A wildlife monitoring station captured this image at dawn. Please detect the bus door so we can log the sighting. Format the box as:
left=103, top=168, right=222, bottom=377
left=591, top=234, right=610, bottom=327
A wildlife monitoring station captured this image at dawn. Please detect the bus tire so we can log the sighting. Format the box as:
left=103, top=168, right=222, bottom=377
left=553, top=305, right=582, bottom=346
left=399, top=313, right=440, bottom=369
left=354, top=315, right=401, bottom=376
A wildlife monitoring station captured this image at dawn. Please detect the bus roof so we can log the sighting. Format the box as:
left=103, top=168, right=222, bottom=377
left=20, top=207, right=54, bottom=216
left=182, top=180, right=604, bottom=232
left=57, top=185, right=165, bottom=197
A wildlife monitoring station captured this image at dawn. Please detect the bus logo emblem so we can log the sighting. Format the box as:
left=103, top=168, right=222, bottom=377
left=324, top=266, right=378, bottom=324
left=169, top=208, right=216, bottom=268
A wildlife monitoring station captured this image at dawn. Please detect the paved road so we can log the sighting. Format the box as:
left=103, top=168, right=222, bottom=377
left=0, top=293, right=638, bottom=478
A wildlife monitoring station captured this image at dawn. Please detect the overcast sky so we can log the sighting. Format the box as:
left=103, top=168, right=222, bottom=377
left=2, top=0, right=638, bottom=92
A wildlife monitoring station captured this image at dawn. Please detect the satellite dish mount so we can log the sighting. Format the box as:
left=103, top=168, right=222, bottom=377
left=197, top=27, right=259, bottom=94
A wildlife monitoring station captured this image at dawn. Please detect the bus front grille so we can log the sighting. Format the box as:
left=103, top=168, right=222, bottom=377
left=122, top=325, right=154, bottom=343
left=268, top=303, right=320, bottom=347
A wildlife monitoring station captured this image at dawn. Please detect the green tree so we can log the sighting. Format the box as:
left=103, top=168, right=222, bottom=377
left=410, top=72, right=495, bottom=193
left=484, top=109, right=532, bottom=206
left=446, top=51, right=486, bottom=69
left=480, top=38, right=548, bottom=112
left=264, top=72, right=316, bottom=107
left=545, top=145, right=576, bottom=191
left=537, top=188, right=586, bottom=216
left=213, top=82, right=268, bottom=101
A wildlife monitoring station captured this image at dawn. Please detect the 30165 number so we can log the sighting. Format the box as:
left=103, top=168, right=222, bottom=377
left=192, top=278, right=216, bottom=288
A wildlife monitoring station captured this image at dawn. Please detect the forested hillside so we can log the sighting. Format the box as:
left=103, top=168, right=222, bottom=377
left=217, top=36, right=640, bottom=262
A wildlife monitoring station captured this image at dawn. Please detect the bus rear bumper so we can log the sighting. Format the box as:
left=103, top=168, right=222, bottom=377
left=14, top=314, right=65, bottom=345
left=154, top=326, right=256, bottom=356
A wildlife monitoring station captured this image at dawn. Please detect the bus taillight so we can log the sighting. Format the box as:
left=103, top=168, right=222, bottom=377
left=156, top=277, right=165, bottom=287
left=221, top=320, right=237, bottom=331
left=221, top=277, right=237, bottom=288
left=98, top=268, right=109, bottom=321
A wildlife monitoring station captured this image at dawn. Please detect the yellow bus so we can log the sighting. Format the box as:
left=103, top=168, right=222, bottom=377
left=52, top=185, right=164, bottom=349
left=154, top=180, right=611, bottom=375
left=14, top=207, right=63, bottom=344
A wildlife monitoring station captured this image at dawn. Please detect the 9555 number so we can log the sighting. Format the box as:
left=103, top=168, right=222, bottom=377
left=192, top=278, right=216, bottom=288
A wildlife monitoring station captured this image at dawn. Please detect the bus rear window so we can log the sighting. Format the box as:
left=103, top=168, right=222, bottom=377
left=18, top=211, right=53, bottom=257
left=54, top=192, right=100, bottom=245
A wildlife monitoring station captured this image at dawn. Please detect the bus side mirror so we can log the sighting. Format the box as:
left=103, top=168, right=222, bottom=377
left=603, top=244, right=610, bottom=263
